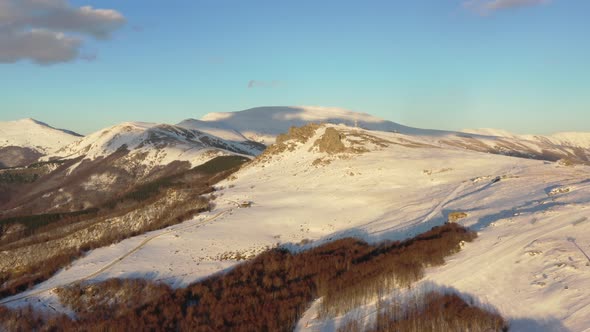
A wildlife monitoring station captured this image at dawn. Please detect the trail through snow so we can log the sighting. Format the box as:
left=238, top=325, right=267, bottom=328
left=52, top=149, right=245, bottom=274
left=421, top=181, right=469, bottom=223
left=0, top=210, right=229, bottom=306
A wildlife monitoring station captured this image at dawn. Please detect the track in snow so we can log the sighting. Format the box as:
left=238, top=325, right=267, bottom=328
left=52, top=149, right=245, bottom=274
left=0, top=210, right=229, bottom=305
left=420, top=181, right=469, bottom=224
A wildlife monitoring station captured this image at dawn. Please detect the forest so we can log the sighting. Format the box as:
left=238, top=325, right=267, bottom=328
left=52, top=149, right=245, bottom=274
left=0, top=223, right=507, bottom=331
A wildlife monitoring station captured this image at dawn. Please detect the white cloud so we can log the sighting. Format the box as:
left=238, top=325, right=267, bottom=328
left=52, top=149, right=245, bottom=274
left=0, top=0, right=125, bottom=65
left=464, top=0, right=551, bottom=14
left=0, top=28, right=81, bottom=64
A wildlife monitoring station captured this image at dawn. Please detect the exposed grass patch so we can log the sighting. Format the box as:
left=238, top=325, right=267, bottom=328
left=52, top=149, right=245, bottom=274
left=448, top=211, right=468, bottom=223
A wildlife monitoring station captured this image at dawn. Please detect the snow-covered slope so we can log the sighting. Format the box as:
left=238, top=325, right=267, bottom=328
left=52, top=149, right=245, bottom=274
left=5, top=123, right=590, bottom=331
left=0, top=118, right=81, bottom=154
left=49, top=121, right=265, bottom=167
left=195, top=106, right=590, bottom=165
left=465, top=128, right=590, bottom=150
left=197, top=106, right=427, bottom=144
left=176, top=118, right=250, bottom=142
left=540, top=132, right=590, bottom=149
left=462, top=128, right=521, bottom=138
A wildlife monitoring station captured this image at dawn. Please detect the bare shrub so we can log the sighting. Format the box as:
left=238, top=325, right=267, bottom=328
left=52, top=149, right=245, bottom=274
left=57, top=279, right=172, bottom=319
left=319, top=223, right=477, bottom=317
left=371, top=291, right=507, bottom=332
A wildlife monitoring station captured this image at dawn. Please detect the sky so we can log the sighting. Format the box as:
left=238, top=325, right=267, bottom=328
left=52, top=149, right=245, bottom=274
left=0, top=0, right=589, bottom=135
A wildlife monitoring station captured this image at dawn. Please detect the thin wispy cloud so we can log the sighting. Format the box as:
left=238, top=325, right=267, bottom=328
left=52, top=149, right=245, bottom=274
left=247, top=80, right=282, bottom=89
left=0, top=0, right=125, bottom=65
left=464, top=0, right=551, bottom=15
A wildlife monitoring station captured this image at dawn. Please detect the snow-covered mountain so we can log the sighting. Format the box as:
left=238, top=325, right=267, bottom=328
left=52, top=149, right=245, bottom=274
left=50, top=121, right=264, bottom=167
left=0, top=121, right=266, bottom=215
left=0, top=118, right=81, bottom=154
left=193, top=106, right=421, bottom=145
left=0, top=118, right=81, bottom=168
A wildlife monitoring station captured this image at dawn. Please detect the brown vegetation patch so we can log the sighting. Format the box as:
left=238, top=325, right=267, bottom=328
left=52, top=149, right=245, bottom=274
left=557, top=158, right=588, bottom=167
left=441, top=138, right=497, bottom=154
left=216, top=250, right=256, bottom=261
left=318, top=223, right=476, bottom=317
left=345, top=131, right=391, bottom=149
left=0, top=160, right=69, bottom=208
left=56, top=279, right=171, bottom=318
left=338, top=291, right=507, bottom=332
left=312, top=158, right=332, bottom=166
left=0, top=146, right=43, bottom=169
left=0, top=223, right=480, bottom=331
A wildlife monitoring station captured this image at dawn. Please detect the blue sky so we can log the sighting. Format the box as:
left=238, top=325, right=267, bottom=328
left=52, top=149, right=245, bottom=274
left=1, top=0, right=588, bottom=134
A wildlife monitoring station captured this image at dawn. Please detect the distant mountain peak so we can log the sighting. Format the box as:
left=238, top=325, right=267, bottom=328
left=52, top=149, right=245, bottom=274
left=14, top=118, right=83, bottom=137
left=0, top=118, right=82, bottom=154
left=201, top=106, right=381, bottom=123
left=196, top=105, right=424, bottom=145
left=18, top=117, right=46, bottom=124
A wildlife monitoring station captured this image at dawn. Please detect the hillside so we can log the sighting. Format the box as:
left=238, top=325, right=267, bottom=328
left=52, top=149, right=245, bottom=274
left=3, top=122, right=589, bottom=330
left=0, top=120, right=265, bottom=217
left=49, top=121, right=264, bottom=165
